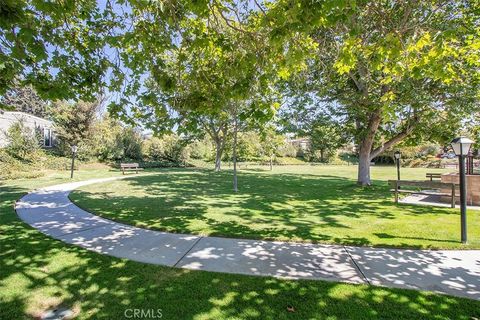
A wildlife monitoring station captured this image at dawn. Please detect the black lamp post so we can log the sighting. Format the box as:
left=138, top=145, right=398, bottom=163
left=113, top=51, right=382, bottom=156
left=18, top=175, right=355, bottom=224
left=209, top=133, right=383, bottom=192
left=394, top=151, right=401, bottom=181
left=70, top=145, right=78, bottom=179
left=450, top=136, right=474, bottom=244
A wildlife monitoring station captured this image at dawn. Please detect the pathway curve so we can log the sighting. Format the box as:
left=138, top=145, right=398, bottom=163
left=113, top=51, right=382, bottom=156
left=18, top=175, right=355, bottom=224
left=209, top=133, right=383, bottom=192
left=15, top=177, right=480, bottom=300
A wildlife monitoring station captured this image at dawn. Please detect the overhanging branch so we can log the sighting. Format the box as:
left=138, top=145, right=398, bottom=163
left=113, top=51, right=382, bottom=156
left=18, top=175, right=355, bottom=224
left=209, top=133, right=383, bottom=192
left=369, top=116, right=419, bottom=160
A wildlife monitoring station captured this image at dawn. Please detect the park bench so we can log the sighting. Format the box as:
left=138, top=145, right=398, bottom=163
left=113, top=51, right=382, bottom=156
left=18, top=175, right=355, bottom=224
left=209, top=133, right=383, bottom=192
left=120, top=163, right=144, bottom=175
left=426, top=173, right=442, bottom=181
left=238, top=163, right=248, bottom=169
left=388, top=180, right=457, bottom=208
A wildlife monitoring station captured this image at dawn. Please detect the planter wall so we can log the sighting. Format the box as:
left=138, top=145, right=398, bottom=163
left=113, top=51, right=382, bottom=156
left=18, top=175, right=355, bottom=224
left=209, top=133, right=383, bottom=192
left=441, top=172, right=480, bottom=205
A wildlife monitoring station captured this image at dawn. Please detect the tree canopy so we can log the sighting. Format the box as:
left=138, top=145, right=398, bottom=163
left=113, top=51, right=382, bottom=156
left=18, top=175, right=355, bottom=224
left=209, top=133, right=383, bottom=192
left=2, top=0, right=479, bottom=185
left=268, top=0, right=480, bottom=184
left=0, top=85, right=48, bottom=117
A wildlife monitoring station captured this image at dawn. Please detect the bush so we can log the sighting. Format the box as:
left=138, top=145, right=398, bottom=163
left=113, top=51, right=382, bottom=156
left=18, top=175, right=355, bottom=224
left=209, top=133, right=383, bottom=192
left=88, top=117, right=143, bottom=161
left=404, top=156, right=445, bottom=168
left=267, top=157, right=305, bottom=166
left=143, top=135, right=190, bottom=164
left=0, top=149, right=82, bottom=180
left=304, top=149, right=337, bottom=162
left=4, top=120, right=43, bottom=161
left=0, top=149, right=43, bottom=179
left=90, top=117, right=124, bottom=161
left=338, top=152, right=358, bottom=164
left=189, top=138, right=213, bottom=160
left=327, top=155, right=351, bottom=165
left=122, top=128, right=143, bottom=160
left=237, top=132, right=262, bottom=161
left=408, top=158, right=427, bottom=168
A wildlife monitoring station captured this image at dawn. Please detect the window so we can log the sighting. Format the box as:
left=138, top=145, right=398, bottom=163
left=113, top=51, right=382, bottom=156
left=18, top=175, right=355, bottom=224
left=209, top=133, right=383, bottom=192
left=43, top=128, right=52, bottom=147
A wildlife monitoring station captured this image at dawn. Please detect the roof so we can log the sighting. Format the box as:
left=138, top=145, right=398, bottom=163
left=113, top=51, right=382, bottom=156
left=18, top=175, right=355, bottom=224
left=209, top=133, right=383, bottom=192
left=0, top=111, right=51, bottom=123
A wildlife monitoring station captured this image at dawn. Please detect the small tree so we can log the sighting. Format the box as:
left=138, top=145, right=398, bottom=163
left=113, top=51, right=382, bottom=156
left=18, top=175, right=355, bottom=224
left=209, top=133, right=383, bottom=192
left=90, top=116, right=125, bottom=161
left=308, top=116, right=345, bottom=162
left=121, top=127, right=143, bottom=160
left=4, top=120, right=42, bottom=160
left=51, top=99, right=99, bottom=153
left=260, top=126, right=285, bottom=170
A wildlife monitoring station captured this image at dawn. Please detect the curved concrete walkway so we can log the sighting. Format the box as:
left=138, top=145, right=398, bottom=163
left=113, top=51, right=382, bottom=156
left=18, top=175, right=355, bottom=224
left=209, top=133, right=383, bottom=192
left=15, top=177, right=480, bottom=300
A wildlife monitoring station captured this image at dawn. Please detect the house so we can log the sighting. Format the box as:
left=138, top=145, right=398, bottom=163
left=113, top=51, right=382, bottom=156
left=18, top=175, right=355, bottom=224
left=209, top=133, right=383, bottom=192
left=0, top=111, right=55, bottom=148
left=288, top=137, right=311, bottom=150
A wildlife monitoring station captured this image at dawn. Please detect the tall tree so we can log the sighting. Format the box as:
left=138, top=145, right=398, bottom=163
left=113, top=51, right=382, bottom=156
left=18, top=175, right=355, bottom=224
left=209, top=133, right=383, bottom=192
left=265, top=0, right=480, bottom=185
left=308, top=115, right=345, bottom=162
left=176, top=110, right=231, bottom=172
left=260, top=125, right=285, bottom=170
left=50, top=99, right=100, bottom=149
left=120, top=3, right=293, bottom=190
left=0, top=85, right=48, bottom=117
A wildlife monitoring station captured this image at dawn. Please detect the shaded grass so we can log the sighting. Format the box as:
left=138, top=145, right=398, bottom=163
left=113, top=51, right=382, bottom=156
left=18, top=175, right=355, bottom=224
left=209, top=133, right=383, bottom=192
left=2, top=168, right=480, bottom=319
left=70, top=166, right=479, bottom=249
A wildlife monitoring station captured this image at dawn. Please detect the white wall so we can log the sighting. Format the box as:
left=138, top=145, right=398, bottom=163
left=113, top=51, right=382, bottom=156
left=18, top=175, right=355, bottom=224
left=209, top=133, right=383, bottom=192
left=0, top=111, right=54, bottom=147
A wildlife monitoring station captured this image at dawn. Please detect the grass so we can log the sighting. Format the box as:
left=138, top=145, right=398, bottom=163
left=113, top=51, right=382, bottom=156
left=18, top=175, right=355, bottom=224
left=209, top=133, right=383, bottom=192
left=2, top=167, right=480, bottom=319
left=70, top=165, right=480, bottom=249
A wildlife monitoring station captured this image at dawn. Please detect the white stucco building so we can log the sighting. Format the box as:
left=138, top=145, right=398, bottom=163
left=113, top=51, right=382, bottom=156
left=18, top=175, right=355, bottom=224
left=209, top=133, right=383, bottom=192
left=0, top=111, right=55, bottom=148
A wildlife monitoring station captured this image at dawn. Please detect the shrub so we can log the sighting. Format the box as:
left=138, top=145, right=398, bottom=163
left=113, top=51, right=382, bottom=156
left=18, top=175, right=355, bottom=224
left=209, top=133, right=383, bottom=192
left=0, top=149, right=81, bottom=180
left=143, top=135, right=190, bottom=164
left=327, top=156, right=351, bottom=165
left=89, top=117, right=143, bottom=161
left=4, top=120, right=43, bottom=161
left=143, top=137, right=165, bottom=160
left=304, top=149, right=337, bottom=162
left=122, top=127, right=143, bottom=160
left=338, top=152, right=358, bottom=164
left=189, top=138, right=213, bottom=160
left=273, top=157, right=307, bottom=165
left=0, top=149, right=43, bottom=179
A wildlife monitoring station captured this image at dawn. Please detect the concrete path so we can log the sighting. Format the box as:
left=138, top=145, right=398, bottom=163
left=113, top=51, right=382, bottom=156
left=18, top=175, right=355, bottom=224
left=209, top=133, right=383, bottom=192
left=15, top=177, right=480, bottom=300
left=400, top=193, right=480, bottom=210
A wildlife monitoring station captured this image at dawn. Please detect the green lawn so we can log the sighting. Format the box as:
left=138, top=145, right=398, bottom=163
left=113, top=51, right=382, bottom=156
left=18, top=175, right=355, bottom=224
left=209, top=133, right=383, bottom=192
left=70, top=165, right=479, bottom=249
left=2, top=167, right=480, bottom=319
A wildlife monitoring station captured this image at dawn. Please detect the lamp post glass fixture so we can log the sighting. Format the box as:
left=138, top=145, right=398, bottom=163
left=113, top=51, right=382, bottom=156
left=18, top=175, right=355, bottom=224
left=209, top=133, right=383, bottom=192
left=394, top=151, right=401, bottom=181
left=450, top=136, right=474, bottom=244
left=70, top=145, right=78, bottom=179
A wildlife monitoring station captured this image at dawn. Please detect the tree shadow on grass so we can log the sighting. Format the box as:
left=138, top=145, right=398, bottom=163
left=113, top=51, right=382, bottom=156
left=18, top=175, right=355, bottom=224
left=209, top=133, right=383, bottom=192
left=2, top=183, right=480, bottom=319
left=70, top=169, right=469, bottom=249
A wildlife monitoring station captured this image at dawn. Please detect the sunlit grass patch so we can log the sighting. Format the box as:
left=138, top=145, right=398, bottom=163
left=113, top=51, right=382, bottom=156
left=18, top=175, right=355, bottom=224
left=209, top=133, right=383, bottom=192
left=70, top=166, right=478, bottom=249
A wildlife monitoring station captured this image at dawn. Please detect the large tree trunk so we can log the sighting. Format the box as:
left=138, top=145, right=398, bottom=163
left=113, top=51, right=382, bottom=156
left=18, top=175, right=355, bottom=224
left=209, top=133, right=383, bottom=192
left=357, top=147, right=372, bottom=186
left=232, top=115, right=238, bottom=192
left=357, top=109, right=382, bottom=186
left=357, top=108, right=419, bottom=185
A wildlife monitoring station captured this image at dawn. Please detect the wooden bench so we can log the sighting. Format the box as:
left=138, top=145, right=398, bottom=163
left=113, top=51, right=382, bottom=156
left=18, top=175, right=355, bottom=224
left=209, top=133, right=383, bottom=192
left=120, top=163, right=144, bottom=174
left=388, top=180, right=457, bottom=208
left=426, top=173, right=442, bottom=181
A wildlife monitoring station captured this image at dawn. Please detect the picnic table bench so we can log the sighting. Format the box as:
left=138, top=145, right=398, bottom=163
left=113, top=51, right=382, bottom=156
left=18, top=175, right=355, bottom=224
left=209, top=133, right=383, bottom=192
left=426, top=173, right=443, bottom=181
left=120, top=163, right=144, bottom=174
left=388, top=180, right=457, bottom=208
